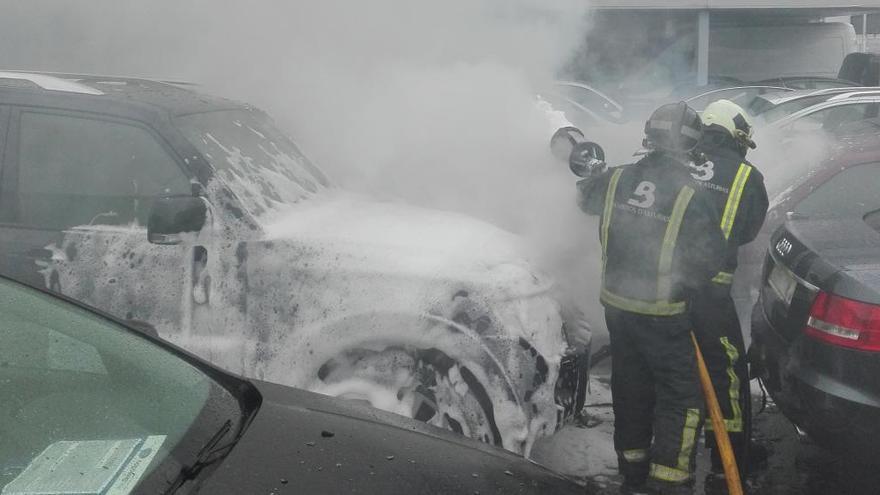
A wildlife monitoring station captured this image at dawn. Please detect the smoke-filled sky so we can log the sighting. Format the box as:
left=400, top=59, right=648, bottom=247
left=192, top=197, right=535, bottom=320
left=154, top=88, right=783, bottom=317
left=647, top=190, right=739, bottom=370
left=0, top=0, right=599, bottom=225
left=0, top=0, right=622, bottom=337
left=0, top=1, right=834, bottom=345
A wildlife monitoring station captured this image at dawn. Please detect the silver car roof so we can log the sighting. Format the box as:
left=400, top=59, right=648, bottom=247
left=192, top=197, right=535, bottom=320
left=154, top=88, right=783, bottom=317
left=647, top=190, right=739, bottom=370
left=758, top=87, right=880, bottom=106
left=768, top=95, right=880, bottom=129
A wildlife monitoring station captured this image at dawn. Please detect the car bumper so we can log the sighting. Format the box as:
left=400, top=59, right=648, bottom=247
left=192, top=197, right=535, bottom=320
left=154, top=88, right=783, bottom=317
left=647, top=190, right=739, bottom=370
left=751, top=301, right=880, bottom=458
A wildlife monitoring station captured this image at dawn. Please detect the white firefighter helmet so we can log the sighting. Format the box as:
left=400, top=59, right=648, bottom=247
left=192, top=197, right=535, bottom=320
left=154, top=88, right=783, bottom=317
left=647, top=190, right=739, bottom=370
left=701, top=99, right=756, bottom=150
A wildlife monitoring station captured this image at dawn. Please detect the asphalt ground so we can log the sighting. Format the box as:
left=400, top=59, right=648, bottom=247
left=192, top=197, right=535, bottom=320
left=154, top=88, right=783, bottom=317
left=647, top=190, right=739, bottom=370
left=534, top=370, right=880, bottom=494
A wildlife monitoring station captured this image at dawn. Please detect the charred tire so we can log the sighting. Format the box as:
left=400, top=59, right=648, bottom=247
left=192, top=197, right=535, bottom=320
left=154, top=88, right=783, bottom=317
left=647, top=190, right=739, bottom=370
left=315, top=345, right=502, bottom=447
left=295, top=294, right=533, bottom=454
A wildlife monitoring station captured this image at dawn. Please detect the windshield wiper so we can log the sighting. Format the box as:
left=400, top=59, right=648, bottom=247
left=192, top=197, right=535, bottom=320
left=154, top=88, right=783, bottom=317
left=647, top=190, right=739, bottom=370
left=165, top=419, right=238, bottom=494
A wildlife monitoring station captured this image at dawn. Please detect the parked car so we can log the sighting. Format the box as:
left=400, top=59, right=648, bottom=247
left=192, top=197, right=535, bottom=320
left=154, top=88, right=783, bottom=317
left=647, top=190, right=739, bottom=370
left=750, top=87, right=880, bottom=125
left=552, top=81, right=626, bottom=124
left=0, top=71, right=590, bottom=455
left=0, top=274, right=585, bottom=494
left=750, top=215, right=880, bottom=459
left=765, top=94, right=880, bottom=137
left=754, top=76, right=860, bottom=91
left=733, top=134, right=880, bottom=327
left=684, top=85, right=792, bottom=111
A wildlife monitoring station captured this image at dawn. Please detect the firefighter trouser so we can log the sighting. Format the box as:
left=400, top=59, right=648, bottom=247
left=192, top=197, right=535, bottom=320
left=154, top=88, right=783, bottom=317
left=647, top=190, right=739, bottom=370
left=605, top=307, right=704, bottom=485
left=690, top=283, right=751, bottom=473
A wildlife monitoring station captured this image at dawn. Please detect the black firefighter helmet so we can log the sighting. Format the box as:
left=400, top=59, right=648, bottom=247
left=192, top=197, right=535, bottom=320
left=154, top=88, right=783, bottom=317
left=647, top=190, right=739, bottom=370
left=643, top=101, right=703, bottom=153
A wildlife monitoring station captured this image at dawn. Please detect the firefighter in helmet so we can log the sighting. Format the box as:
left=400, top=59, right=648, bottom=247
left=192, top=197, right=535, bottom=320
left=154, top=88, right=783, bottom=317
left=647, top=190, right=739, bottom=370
left=573, top=102, right=725, bottom=494
left=688, top=99, right=769, bottom=486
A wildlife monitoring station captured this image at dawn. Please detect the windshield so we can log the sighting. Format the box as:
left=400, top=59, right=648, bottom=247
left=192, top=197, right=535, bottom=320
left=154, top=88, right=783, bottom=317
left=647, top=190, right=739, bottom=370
left=177, top=109, right=331, bottom=222
left=0, top=278, right=228, bottom=494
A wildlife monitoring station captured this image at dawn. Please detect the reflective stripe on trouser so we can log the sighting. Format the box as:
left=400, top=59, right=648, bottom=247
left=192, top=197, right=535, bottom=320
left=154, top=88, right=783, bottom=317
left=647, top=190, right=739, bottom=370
left=617, top=449, right=650, bottom=484
left=690, top=286, right=748, bottom=441
left=606, top=308, right=704, bottom=484
left=649, top=408, right=701, bottom=482
left=712, top=271, right=734, bottom=285
left=621, top=449, right=649, bottom=463
left=704, top=337, right=744, bottom=433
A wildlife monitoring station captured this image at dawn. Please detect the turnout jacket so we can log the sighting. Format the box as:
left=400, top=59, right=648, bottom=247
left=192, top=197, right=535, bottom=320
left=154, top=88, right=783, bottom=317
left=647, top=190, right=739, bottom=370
left=690, top=143, right=769, bottom=285
left=578, top=152, right=725, bottom=316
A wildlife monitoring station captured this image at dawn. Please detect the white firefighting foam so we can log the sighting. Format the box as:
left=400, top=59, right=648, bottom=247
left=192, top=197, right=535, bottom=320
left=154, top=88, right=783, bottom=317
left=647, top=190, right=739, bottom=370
left=40, top=186, right=571, bottom=455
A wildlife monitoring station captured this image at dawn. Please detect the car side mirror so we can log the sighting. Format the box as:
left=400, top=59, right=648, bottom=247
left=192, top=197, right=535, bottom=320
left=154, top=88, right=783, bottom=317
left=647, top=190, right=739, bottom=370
left=147, top=195, right=208, bottom=245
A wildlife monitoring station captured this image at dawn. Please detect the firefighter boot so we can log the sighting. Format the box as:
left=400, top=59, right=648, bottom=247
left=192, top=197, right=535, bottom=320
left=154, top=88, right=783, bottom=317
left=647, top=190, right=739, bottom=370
left=645, top=478, right=694, bottom=495
left=618, top=454, right=651, bottom=494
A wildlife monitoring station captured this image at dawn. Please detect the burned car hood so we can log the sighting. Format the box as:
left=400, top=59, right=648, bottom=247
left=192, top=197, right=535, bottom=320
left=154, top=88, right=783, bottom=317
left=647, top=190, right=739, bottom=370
left=199, top=380, right=582, bottom=495
left=259, top=193, right=552, bottom=297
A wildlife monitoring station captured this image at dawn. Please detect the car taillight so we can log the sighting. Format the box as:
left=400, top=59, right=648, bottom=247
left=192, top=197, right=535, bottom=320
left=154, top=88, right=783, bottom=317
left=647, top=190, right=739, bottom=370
left=804, top=291, right=880, bottom=352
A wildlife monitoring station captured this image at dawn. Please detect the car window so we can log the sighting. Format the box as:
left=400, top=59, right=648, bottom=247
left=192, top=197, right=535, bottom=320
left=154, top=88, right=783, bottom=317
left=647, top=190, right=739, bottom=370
left=789, top=103, right=880, bottom=134
left=15, top=112, right=190, bottom=230
left=688, top=87, right=780, bottom=112
left=0, top=277, right=215, bottom=494
left=794, top=162, right=880, bottom=218
left=758, top=95, right=835, bottom=124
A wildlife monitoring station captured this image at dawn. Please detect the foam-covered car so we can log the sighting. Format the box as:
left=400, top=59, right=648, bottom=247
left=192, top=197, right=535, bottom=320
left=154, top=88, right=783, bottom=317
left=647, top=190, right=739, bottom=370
left=0, top=71, right=589, bottom=455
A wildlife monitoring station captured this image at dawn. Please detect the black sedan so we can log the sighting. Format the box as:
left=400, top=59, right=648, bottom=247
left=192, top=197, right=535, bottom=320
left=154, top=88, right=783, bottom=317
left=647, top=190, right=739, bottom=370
left=750, top=213, right=880, bottom=459
left=0, top=275, right=584, bottom=494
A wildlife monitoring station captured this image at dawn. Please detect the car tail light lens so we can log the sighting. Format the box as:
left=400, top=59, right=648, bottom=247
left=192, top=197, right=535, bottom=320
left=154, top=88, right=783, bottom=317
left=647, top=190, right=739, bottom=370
left=804, top=291, right=880, bottom=352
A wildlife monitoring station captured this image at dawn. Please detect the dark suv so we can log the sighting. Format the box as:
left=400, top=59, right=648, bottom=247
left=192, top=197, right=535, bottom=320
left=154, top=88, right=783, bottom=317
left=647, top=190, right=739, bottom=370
left=0, top=71, right=588, bottom=455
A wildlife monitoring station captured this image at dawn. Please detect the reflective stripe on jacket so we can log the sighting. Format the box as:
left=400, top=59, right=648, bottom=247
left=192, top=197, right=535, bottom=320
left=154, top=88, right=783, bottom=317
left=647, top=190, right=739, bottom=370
left=689, top=145, right=769, bottom=285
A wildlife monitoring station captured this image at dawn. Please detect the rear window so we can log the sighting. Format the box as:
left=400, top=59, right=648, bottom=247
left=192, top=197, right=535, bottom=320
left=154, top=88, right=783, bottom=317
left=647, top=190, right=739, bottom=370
left=794, top=162, right=880, bottom=218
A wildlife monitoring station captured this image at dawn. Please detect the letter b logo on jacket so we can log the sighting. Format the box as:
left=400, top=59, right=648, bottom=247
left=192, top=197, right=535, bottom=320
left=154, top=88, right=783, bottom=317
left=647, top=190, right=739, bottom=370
left=628, top=181, right=656, bottom=208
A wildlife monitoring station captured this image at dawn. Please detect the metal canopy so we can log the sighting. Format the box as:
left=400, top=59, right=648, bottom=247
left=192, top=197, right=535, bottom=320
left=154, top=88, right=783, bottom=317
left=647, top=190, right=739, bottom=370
left=590, top=1, right=880, bottom=16
left=588, top=2, right=880, bottom=86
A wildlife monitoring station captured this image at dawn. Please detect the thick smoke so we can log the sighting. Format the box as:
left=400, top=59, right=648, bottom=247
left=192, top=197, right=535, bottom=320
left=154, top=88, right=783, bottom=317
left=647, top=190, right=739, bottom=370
left=0, top=1, right=610, bottom=334
left=0, top=1, right=588, bottom=219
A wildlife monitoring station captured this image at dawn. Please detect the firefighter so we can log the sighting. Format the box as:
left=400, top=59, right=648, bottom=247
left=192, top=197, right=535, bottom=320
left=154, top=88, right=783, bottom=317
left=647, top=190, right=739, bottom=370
left=573, top=102, right=725, bottom=495
left=687, top=99, right=769, bottom=483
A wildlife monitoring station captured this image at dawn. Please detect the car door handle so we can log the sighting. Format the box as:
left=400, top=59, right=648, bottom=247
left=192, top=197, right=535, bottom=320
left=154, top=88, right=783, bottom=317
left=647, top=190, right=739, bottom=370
left=24, top=247, right=53, bottom=259
left=192, top=246, right=210, bottom=305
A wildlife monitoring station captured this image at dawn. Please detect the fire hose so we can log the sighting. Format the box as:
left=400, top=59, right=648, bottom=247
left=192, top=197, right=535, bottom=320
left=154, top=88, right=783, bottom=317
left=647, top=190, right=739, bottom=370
left=692, top=332, right=744, bottom=495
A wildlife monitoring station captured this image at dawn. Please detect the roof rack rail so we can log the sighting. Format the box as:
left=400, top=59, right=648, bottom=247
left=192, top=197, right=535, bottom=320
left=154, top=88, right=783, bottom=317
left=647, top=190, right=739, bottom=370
left=0, top=71, right=103, bottom=95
